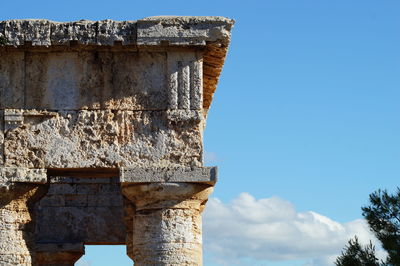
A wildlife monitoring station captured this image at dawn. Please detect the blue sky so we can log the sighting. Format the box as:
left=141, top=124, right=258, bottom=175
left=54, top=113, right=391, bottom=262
left=2, top=1, right=400, bottom=265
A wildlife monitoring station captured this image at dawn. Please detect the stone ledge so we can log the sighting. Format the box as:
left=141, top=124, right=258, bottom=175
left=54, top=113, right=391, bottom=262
left=137, top=16, right=234, bottom=46
left=0, top=16, right=234, bottom=47
left=0, top=167, right=47, bottom=184
left=120, top=167, right=217, bottom=185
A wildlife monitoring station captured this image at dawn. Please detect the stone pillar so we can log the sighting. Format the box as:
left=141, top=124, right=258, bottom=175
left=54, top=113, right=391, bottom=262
left=35, top=243, right=84, bottom=266
left=122, top=182, right=213, bottom=266
left=0, top=168, right=47, bottom=265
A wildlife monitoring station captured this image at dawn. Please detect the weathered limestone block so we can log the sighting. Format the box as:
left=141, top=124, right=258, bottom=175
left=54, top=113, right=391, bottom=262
left=1, top=20, right=51, bottom=46
left=4, top=110, right=203, bottom=168
left=0, top=51, right=25, bottom=109
left=0, top=50, right=205, bottom=111
left=0, top=19, right=137, bottom=46
left=0, top=17, right=233, bottom=47
left=0, top=168, right=47, bottom=190
left=137, top=16, right=234, bottom=46
left=0, top=168, right=47, bottom=265
left=122, top=183, right=213, bottom=266
left=95, top=20, right=137, bottom=45
left=0, top=51, right=165, bottom=110
left=23, top=51, right=169, bottom=110
left=120, top=166, right=217, bottom=184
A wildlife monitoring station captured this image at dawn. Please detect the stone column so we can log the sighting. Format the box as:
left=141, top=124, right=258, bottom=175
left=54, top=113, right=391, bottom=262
left=122, top=182, right=213, bottom=266
left=0, top=168, right=47, bottom=265
left=35, top=243, right=84, bottom=266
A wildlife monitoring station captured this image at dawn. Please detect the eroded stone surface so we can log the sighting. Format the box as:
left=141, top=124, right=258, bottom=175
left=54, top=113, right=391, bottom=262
left=0, top=184, right=47, bottom=265
left=120, top=166, right=217, bottom=184
left=4, top=110, right=203, bottom=168
left=0, top=51, right=25, bottom=109
left=0, top=168, right=47, bottom=190
left=0, top=17, right=233, bottom=47
left=137, top=16, right=234, bottom=46
left=0, top=16, right=233, bottom=266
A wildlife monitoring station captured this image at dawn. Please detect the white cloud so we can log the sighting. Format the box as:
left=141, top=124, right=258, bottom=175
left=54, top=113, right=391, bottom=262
left=203, top=193, right=386, bottom=265
left=75, top=259, right=91, bottom=266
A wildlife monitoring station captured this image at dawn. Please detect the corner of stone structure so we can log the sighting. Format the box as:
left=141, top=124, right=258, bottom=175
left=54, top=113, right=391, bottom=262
left=0, top=15, right=233, bottom=266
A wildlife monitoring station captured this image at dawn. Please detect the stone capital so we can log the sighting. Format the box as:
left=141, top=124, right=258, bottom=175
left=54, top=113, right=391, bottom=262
left=122, top=182, right=213, bottom=211
left=122, top=182, right=213, bottom=265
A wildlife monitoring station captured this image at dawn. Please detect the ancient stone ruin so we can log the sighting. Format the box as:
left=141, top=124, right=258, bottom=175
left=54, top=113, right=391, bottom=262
left=0, top=16, right=234, bottom=265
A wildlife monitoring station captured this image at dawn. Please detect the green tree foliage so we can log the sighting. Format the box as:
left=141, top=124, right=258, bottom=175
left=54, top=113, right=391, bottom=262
left=335, top=236, right=380, bottom=266
left=336, top=188, right=400, bottom=266
left=362, top=189, right=400, bottom=265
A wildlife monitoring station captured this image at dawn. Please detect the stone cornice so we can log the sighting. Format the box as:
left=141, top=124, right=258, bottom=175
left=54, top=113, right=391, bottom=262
left=0, top=16, right=234, bottom=111
left=0, top=16, right=234, bottom=47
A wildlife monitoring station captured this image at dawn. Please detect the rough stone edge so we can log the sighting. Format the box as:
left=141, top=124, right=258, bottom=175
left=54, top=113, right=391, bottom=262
left=136, top=16, right=234, bottom=46
left=0, top=16, right=234, bottom=47
left=120, top=166, right=217, bottom=185
left=0, top=167, right=47, bottom=183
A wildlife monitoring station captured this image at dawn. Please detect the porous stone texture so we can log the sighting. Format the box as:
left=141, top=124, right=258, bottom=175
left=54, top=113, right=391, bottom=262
left=120, top=166, right=217, bottom=184
left=0, top=17, right=233, bottom=47
left=122, top=183, right=213, bottom=266
left=0, top=167, right=47, bottom=192
left=0, top=177, right=47, bottom=265
left=137, top=16, right=233, bottom=46
left=4, top=110, right=203, bottom=168
left=0, top=16, right=233, bottom=265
